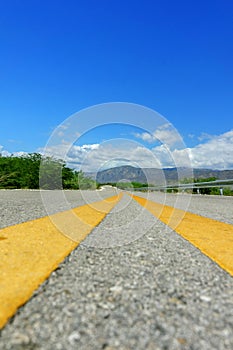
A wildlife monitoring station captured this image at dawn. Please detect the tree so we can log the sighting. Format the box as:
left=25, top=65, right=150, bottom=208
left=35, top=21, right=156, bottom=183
left=0, top=153, right=98, bottom=190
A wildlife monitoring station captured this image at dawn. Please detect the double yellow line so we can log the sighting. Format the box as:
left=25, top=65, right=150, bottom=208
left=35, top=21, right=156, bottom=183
left=0, top=194, right=121, bottom=329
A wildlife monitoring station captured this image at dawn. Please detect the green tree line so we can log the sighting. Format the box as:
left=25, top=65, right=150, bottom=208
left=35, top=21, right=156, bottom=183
left=0, top=153, right=98, bottom=190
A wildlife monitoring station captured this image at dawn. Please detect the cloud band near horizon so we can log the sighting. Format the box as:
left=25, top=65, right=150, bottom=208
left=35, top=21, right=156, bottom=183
left=1, top=129, right=232, bottom=172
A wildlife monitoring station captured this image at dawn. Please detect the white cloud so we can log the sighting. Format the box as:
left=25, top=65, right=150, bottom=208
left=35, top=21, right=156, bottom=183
left=77, top=143, right=161, bottom=172
left=137, top=129, right=233, bottom=170
left=134, top=131, right=155, bottom=143
left=79, top=130, right=233, bottom=171
left=0, top=146, right=27, bottom=158
left=197, top=132, right=215, bottom=142
left=134, top=123, right=182, bottom=147
left=188, top=130, right=233, bottom=169
left=1, top=129, right=233, bottom=171
left=0, top=145, right=11, bottom=157
left=42, top=141, right=161, bottom=172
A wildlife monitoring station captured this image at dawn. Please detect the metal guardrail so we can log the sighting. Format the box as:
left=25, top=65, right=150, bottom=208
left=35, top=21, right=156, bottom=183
left=125, top=179, right=233, bottom=195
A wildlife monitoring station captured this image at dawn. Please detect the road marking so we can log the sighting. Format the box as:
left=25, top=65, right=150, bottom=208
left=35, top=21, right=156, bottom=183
left=0, top=194, right=121, bottom=329
left=131, top=194, right=233, bottom=277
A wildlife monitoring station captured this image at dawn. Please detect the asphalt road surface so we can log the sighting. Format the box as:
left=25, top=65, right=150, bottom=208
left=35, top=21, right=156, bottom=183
left=0, top=189, right=233, bottom=350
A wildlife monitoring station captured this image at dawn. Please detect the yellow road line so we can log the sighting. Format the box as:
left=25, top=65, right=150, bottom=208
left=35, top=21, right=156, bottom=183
left=131, top=194, right=233, bottom=277
left=0, top=194, right=121, bottom=329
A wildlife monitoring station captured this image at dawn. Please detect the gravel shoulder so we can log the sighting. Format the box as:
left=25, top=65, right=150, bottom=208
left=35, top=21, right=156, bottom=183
left=0, top=190, right=232, bottom=349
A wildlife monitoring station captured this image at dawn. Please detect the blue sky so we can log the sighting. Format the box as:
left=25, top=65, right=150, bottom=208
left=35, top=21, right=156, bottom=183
left=0, top=0, right=233, bottom=170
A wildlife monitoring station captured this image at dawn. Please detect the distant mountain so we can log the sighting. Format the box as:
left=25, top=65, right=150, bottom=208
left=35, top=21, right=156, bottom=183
left=192, top=169, right=233, bottom=180
left=85, top=166, right=233, bottom=185
left=97, top=166, right=147, bottom=184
